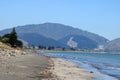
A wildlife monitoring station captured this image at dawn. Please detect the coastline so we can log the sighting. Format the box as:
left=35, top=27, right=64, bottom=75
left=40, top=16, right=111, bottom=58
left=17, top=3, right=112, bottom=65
left=38, top=50, right=120, bottom=54
left=1, top=49, right=116, bottom=80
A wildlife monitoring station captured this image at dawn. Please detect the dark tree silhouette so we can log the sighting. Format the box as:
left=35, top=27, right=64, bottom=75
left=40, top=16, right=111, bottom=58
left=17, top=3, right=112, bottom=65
left=9, top=28, right=18, bottom=47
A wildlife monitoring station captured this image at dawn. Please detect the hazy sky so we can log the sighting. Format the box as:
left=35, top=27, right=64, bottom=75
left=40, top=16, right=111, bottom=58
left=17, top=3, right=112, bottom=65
left=0, top=0, right=120, bottom=40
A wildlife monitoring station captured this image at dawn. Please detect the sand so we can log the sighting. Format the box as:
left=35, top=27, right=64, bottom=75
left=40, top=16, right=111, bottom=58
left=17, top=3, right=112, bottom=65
left=0, top=50, right=95, bottom=80
left=0, top=53, right=52, bottom=80
left=51, top=58, right=94, bottom=80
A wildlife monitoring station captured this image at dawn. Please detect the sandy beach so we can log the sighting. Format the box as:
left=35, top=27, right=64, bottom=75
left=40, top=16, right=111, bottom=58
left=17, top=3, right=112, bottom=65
left=0, top=49, right=95, bottom=80
left=0, top=52, right=52, bottom=80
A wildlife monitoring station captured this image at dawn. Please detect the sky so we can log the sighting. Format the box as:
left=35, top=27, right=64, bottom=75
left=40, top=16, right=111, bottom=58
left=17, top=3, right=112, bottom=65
left=0, top=0, right=120, bottom=40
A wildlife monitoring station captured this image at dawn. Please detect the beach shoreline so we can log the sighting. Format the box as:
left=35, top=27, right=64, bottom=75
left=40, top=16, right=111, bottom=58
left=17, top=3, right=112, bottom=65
left=50, top=57, right=94, bottom=80
left=41, top=51, right=119, bottom=80
left=0, top=49, right=100, bottom=80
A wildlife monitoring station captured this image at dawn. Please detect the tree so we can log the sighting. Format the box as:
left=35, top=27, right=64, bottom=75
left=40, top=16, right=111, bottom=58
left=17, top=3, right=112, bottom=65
left=38, top=45, right=46, bottom=49
left=1, top=34, right=10, bottom=43
left=3, top=34, right=10, bottom=38
left=9, top=28, right=18, bottom=47
left=16, top=40, right=23, bottom=48
left=48, top=46, right=55, bottom=50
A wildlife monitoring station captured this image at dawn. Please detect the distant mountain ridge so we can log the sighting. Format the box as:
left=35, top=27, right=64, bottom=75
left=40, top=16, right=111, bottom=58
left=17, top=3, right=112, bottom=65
left=0, top=23, right=108, bottom=49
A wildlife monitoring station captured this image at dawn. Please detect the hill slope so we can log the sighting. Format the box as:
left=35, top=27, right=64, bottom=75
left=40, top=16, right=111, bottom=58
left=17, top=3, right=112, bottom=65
left=104, top=38, right=120, bottom=52
left=59, top=35, right=98, bottom=49
left=18, top=33, right=67, bottom=47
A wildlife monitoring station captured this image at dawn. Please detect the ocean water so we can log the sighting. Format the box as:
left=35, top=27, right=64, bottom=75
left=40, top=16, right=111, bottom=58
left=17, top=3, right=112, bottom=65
left=37, top=51, right=120, bottom=80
